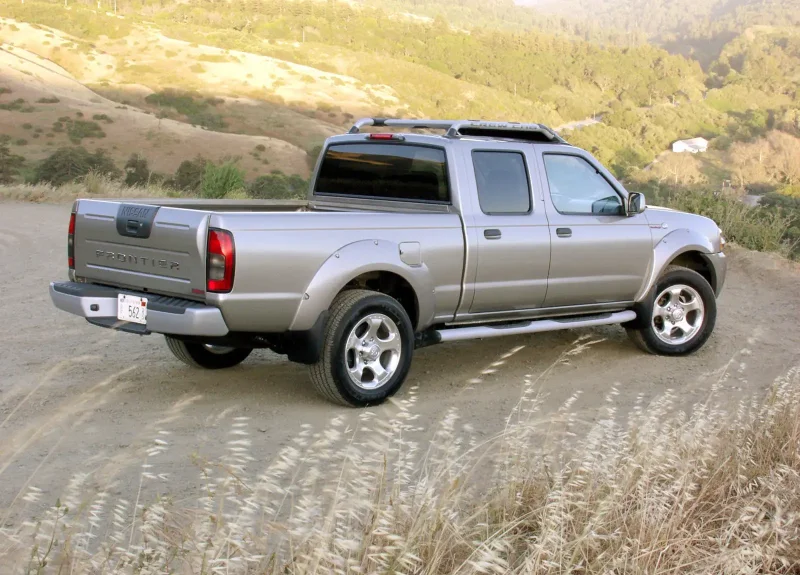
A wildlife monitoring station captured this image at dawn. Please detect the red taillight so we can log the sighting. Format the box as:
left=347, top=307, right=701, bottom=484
left=207, top=228, right=235, bottom=293
left=68, top=212, right=76, bottom=269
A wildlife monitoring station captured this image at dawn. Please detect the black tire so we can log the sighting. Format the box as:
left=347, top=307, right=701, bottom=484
left=309, top=290, right=414, bottom=407
left=165, top=336, right=253, bottom=369
left=625, top=265, right=717, bottom=356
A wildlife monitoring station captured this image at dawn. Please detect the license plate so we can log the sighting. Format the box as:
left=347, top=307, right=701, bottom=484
left=117, top=294, right=148, bottom=325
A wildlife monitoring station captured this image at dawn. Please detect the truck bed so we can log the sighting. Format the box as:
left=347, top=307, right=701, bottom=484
left=71, top=198, right=465, bottom=331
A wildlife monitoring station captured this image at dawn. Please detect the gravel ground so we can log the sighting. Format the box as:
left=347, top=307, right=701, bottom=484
left=1, top=202, right=798, bottom=526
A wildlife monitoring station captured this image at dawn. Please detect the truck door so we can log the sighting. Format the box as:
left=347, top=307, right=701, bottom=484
left=464, top=145, right=551, bottom=314
left=535, top=146, right=653, bottom=307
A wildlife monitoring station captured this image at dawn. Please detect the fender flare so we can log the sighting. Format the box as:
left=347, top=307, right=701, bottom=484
left=634, top=228, right=716, bottom=302
left=288, top=239, right=435, bottom=332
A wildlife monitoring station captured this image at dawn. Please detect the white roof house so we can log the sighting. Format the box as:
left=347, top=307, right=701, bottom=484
left=672, top=137, right=709, bottom=153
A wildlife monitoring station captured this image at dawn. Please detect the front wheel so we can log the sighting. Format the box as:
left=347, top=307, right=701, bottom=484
left=309, top=290, right=414, bottom=407
left=626, top=265, right=717, bottom=356
left=165, top=336, right=253, bottom=369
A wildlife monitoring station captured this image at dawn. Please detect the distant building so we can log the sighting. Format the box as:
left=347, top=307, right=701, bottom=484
left=672, top=137, right=709, bottom=154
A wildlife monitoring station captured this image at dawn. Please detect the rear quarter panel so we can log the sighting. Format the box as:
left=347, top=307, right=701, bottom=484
left=207, top=211, right=465, bottom=332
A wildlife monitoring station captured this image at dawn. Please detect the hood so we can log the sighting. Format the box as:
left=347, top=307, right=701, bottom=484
left=644, top=205, right=724, bottom=252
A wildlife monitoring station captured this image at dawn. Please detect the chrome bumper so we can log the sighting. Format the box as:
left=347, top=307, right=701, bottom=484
left=49, top=281, right=229, bottom=337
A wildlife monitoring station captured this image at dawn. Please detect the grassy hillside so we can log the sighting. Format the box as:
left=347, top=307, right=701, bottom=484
left=0, top=0, right=798, bottom=253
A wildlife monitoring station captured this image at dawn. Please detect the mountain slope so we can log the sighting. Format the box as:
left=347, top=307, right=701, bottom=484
left=0, top=38, right=310, bottom=178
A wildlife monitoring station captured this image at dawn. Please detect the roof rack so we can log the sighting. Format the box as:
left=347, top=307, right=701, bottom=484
left=348, top=118, right=567, bottom=144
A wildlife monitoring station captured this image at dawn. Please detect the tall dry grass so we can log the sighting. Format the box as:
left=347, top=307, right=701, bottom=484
left=1, top=343, right=799, bottom=574
left=0, top=173, right=181, bottom=203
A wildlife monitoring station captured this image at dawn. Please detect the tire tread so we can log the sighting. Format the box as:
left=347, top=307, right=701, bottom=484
left=309, top=290, right=376, bottom=406
left=165, top=336, right=252, bottom=369
left=626, top=265, right=716, bottom=356
left=166, top=336, right=204, bottom=368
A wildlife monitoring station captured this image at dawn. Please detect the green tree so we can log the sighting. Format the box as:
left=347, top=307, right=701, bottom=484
left=0, top=141, right=24, bottom=184
left=124, top=153, right=153, bottom=187
left=34, top=147, right=120, bottom=186
left=169, top=156, right=208, bottom=192
left=248, top=172, right=308, bottom=199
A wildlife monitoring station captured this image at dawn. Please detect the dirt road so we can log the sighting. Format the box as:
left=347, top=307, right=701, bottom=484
left=1, top=202, right=799, bottom=524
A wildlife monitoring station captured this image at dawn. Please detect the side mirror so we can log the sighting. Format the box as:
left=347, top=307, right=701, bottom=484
left=627, top=192, right=646, bottom=216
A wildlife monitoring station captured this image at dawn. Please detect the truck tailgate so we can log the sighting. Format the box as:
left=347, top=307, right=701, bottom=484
left=73, top=200, right=209, bottom=298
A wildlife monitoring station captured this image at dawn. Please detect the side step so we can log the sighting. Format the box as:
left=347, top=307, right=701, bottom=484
left=435, top=311, right=637, bottom=343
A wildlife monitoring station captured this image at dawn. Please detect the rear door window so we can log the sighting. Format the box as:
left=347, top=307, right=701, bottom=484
left=314, top=143, right=449, bottom=203
left=472, top=151, right=531, bottom=215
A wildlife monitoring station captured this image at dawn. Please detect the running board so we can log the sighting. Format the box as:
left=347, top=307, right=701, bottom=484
left=435, top=311, right=637, bottom=343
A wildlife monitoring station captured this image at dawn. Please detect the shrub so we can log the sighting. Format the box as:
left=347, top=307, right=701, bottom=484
left=0, top=87, right=12, bottom=95
left=145, top=90, right=225, bottom=130
left=34, top=146, right=120, bottom=186
left=75, top=111, right=84, bottom=118
left=36, top=96, right=60, bottom=104
left=124, top=153, right=153, bottom=187
left=0, top=98, right=34, bottom=112
left=189, top=63, right=206, bottom=73
left=67, top=120, right=105, bottom=144
left=15, top=139, right=27, bottom=146
left=190, top=111, right=226, bottom=131
left=168, top=155, right=208, bottom=192
left=92, top=114, right=114, bottom=123
left=254, top=144, right=266, bottom=152
left=0, top=142, right=25, bottom=184
left=642, top=181, right=794, bottom=255
left=201, top=161, right=245, bottom=199
left=248, top=173, right=307, bottom=200
left=22, top=123, right=32, bottom=130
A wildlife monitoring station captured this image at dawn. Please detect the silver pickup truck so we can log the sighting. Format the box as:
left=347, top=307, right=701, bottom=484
left=50, top=118, right=727, bottom=406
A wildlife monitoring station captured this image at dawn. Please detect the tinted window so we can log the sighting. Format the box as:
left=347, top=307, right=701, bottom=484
left=543, top=154, right=624, bottom=215
left=472, top=151, right=531, bottom=214
left=314, top=143, right=449, bottom=203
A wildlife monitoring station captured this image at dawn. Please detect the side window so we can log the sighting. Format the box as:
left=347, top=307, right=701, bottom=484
left=543, top=154, right=624, bottom=215
left=472, top=151, right=531, bottom=215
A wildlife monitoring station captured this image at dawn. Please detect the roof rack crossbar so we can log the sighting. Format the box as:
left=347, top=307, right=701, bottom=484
left=348, top=118, right=566, bottom=143
left=348, top=118, right=458, bottom=133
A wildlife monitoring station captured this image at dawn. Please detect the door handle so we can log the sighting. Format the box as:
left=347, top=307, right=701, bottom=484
left=556, top=227, right=572, bottom=238
left=484, top=229, right=502, bottom=240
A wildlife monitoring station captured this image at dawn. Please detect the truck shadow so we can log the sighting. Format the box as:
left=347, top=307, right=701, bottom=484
left=161, top=326, right=642, bottom=409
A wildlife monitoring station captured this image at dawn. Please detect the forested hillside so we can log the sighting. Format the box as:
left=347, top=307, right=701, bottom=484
left=533, top=0, right=800, bottom=66
left=0, top=0, right=798, bottom=254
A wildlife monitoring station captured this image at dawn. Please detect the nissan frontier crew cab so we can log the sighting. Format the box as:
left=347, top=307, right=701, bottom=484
left=50, top=118, right=727, bottom=406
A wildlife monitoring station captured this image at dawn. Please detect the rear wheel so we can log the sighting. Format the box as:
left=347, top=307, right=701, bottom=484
left=309, top=290, right=414, bottom=407
left=626, top=265, right=717, bottom=356
left=165, top=336, right=253, bottom=369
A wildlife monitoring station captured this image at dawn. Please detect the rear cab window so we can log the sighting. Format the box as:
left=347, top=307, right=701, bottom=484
left=314, top=143, right=450, bottom=203
left=472, top=151, right=531, bottom=214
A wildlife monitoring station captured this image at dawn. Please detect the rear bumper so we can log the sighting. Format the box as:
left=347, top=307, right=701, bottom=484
left=49, top=281, right=229, bottom=337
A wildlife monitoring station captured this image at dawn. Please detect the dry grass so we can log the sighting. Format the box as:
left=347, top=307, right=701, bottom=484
left=1, top=341, right=798, bottom=573
left=0, top=174, right=181, bottom=203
